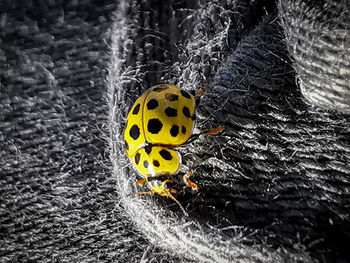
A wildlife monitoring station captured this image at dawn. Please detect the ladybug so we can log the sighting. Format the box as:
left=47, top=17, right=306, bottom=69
left=124, top=84, right=223, bottom=215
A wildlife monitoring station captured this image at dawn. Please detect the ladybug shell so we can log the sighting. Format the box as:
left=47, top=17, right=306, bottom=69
left=131, top=145, right=181, bottom=177
left=124, top=89, right=149, bottom=158
left=124, top=84, right=196, bottom=158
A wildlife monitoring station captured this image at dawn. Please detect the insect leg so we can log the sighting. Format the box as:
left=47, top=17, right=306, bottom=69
left=200, top=126, right=225, bottom=135
left=183, top=170, right=199, bottom=191
left=135, top=178, right=147, bottom=186
left=194, top=87, right=207, bottom=100
left=184, top=126, right=225, bottom=145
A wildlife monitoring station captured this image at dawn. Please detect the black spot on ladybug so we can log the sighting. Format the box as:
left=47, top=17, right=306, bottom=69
left=143, top=160, right=149, bottom=168
left=135, top=153, right=141, bottom=165
left=192, top=114, right=196, bottom=121
left=165, top=107, right=177, bottom=117
left=181, top=90, right=191, bottom=99
left=170, top=125, right=179, bottom=137
left=132, top=103, right=140, bottom=115
left=153, top=160, right=160, bottom=167
left=153, top=86, right=168, bottom=92
left=147, top=118, right=163, bottom=134
left=182, top=106, right=191, bottom=118
left=159, top=149, right=172, bottom=160
left=147, top=99, right=159, bottom=110
left=145, top=144, right=152, bottom=154
left=182, top=126, right=186, bottom=134
left=129, top=124, right=140, bottom=140
left=165, top=93, right=179, bottom=101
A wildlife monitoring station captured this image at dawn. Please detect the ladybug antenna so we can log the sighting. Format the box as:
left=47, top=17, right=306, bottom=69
left=165, top=190, right=188, bottom=217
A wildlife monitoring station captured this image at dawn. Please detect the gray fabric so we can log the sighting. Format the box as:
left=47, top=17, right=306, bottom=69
left=279, top=0, right=350, bottom=113
left=1, top=0, right=349, bottom=262
left=0, top=1, right=149, bottom=262
left=109, top=0, right=349, bottom=262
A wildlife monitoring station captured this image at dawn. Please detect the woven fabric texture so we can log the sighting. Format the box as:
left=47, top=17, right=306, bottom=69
left=1, top=0, right=349, bottom=262
left=109, top=0, right=349, bottom=262
left=279, top=0, right=350, bottom=113
left=0, top=1, right=151, bottom=262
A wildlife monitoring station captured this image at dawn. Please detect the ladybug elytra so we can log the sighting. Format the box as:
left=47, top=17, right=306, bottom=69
left=124, top=84, right=223, bottom=215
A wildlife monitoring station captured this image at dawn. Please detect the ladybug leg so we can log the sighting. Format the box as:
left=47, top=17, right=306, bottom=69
left=182, top=133, right=200, bottom=145
left=135, top=178, right=148, bottom=186
left=161, top=180, right=180, bottom=195
left=185, top=126, right=225, bottom=145
left=194, top=87, right=207, bottom=100
left=183, top=171, right=199, bottom=191
left=200, top=126, right=225, bottom=135
left=169, top=188, right=178, bottom=194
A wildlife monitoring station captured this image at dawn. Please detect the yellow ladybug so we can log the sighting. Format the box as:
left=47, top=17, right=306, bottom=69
left=124, top=84, right=223, bottom=215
